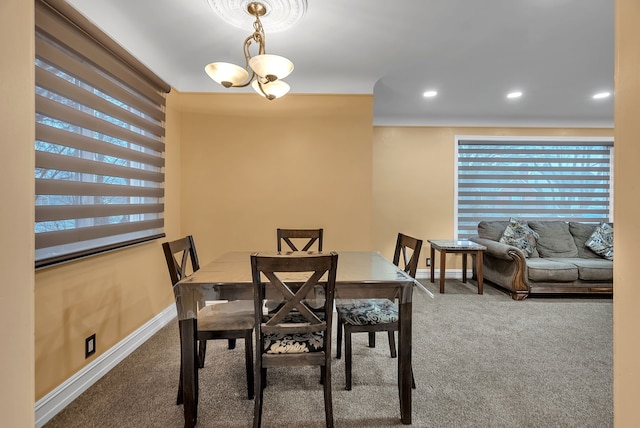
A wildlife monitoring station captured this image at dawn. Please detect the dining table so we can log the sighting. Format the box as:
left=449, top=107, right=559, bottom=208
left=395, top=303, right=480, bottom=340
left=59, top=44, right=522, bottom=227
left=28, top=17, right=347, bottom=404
left=173, top=250, right=424, bottom=427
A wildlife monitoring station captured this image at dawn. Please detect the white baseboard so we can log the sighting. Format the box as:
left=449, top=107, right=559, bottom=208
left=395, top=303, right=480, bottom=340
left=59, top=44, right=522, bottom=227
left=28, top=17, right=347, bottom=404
left=416, top=268, right=430, bottom=280
left=35, top=304, right=177, bottom=427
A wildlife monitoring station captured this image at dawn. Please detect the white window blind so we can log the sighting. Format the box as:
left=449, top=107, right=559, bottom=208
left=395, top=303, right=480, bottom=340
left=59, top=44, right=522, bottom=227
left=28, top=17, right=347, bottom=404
left=35, top=0, right=171, bottom=268
left=457, top=138, right=613, bottom=240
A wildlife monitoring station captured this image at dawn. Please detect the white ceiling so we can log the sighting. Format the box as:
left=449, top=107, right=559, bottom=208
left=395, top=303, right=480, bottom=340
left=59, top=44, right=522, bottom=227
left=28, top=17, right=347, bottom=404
left=66, top=0, right=614, bottom=127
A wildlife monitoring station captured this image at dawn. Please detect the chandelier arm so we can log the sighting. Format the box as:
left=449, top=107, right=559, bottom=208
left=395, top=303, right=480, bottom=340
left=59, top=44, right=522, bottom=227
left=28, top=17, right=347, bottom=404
left=242, top=31, right=265, bottom=69
left=243, top=34, right=256, bottom=71
left=223, top=32, right=265, bottom=88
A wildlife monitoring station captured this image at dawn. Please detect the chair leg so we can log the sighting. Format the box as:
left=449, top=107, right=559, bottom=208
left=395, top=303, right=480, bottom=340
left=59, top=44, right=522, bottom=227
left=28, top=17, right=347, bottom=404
left=177, top=327, right=184, bottom=405
left=336, top=318, right=343, bottom=359
left=228, top=338, right=237, bottom=349
left=345, top=327, right=353, bottom=390
left=177, top=358, right=184, bottom=405
left=387, top=330, right=397, bottom=358
left=253, top=364, right=264, bottom=428
left=194, top=334, right=200, bottom=422
left=245, top=331, right=254, bottom=399
left=261, top=368, right=267, bottom=389
left=198, top=340, right=207, bottom=369
left=323, top=362, right=334, bottom=428
left=368, top=331, right=376, bottom=348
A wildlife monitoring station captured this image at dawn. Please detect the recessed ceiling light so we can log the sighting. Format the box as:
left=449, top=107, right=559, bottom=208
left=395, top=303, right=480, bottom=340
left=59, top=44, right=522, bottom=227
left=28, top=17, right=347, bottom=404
left=506, top=91, right=523, bottom=99
left=423, top=90, right=437, bottom=98
left=592, top=92, right=611, bottom=99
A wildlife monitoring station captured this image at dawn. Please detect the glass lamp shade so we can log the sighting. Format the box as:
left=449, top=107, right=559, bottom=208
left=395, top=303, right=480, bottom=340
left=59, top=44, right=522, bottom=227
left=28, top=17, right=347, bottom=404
left=249, top=54, right=294, bottom=81
left=204, top=62, right=249, bottom=87
left=252, top=79, right=290, bottom=100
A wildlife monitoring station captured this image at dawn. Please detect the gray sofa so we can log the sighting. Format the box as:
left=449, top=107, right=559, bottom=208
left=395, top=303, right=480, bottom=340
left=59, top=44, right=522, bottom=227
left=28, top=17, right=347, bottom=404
left=470, top=220, right=613, bottom=300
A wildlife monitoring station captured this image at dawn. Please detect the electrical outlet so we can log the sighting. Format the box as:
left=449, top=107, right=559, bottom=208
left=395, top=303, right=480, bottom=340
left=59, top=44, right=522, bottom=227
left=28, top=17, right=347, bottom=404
left=85, top=334, right=96, bottom=358
left=426, top=257, right=431, bottom=267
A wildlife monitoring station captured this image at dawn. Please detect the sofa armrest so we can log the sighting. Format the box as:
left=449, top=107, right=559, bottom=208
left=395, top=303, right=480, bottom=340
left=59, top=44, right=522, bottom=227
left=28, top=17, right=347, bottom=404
left=470, top=236, right=525, bottom=261
left=469, top=236, right=529, bottom=298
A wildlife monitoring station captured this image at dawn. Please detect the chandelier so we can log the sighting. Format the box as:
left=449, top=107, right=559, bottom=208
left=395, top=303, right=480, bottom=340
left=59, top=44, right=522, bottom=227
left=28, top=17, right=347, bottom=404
left=205, top=2, right=294, bottom=100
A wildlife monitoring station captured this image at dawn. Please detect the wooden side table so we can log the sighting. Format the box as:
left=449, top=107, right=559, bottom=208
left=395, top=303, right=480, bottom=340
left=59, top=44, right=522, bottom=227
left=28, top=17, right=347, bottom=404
left=428, top=240, right=487, bottom=294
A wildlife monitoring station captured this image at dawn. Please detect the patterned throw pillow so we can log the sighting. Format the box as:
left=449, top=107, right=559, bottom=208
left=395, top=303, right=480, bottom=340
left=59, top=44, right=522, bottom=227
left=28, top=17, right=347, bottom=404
left=499, top=218, right=540, bottom=257
left=586, top=223, right=614, bottom=260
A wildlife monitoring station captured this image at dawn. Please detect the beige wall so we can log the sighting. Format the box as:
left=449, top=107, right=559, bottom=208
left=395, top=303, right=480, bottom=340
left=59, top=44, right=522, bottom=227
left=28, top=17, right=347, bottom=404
left=372, top=126, right=613, bottom=265
left=0, top=1, right=35, bottom=425
left=33, top=90, right=182, bottom=400
left=178, top=93, right=374, bottom=263
left=614, top=0, right=640, bottom=426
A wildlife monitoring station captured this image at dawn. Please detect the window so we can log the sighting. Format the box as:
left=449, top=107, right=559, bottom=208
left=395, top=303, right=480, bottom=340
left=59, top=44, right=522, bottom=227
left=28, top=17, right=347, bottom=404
left=456, top=136, right=613, bottom=240
left=35, top=0, right=171, bottom=268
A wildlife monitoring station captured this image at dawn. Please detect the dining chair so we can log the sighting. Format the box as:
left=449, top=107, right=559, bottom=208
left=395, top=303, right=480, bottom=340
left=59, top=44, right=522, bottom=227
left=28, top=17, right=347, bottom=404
left=273, top=228, right=324, bottom=313
left=335, top=233, right=422, bottom=390
left=277, top=228, right=323, bottom=252
left=251, top=252, right=339, bottom=428
left=162, top=235, right=255, bottom=403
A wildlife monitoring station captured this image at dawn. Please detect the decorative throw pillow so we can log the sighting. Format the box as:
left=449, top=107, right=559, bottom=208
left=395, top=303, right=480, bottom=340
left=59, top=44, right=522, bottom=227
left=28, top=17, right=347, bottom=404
left=528, top=221, right=578, bottom=258
left=499, top=218, right=540, bottom=257
left=585, top=223, right=614, bottom=260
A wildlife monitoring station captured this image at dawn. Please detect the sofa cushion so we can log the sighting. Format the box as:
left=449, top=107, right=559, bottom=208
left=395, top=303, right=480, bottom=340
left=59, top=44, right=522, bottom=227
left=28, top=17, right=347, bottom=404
left=568, top=222, right=602, bottom=259
left=477, top=220, right=510, bottom=241
left=528, top=221, right=579, bottom=258
left=499, top=218, right=540, bottom=257
left=545, top=258, right=613, bottom=281
left=526, top=258, right=579, bottom=282
left=586, top=223, right=614, bottom=260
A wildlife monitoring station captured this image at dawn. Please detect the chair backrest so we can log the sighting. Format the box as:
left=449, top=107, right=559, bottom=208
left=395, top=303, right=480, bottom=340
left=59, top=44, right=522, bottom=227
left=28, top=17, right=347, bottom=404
left=392, top=233, right=423, bottom=279
left=277, top=228, right=324, bottom=252
left=162, top=235, right=200, bottom=286
left=251, top=252, right=338, bottom=350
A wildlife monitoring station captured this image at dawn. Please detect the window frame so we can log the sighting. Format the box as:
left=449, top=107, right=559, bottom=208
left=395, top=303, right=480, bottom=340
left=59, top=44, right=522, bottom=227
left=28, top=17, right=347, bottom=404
left=454, top=135, right=614, bottom=240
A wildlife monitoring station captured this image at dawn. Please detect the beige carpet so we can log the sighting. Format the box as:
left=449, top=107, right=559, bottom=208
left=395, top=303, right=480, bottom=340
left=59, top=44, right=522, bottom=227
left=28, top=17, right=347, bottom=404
left=44, top=279, right=613, bottom=428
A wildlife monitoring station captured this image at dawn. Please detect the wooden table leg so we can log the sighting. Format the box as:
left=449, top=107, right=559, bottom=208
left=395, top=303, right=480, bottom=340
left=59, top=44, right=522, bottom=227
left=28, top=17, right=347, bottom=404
left=179, top=318, right=198, bottom=428
left=461, top=253, right=468, bottom=283
left=429, top=245, right=435, bottom=283
left=476, top=250, right=484, bottom=294
left=398, top=291, right=413, bottom=424
left=439, top=249, right=447, bottom=293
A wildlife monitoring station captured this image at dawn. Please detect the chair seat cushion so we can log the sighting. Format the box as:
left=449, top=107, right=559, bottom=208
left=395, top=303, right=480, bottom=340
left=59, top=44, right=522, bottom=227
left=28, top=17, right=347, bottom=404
left=197, top=300, right=254, bottom=331
left=335, top=298, right=398, bottom=326
left=263, top=332, right=324, bottom=354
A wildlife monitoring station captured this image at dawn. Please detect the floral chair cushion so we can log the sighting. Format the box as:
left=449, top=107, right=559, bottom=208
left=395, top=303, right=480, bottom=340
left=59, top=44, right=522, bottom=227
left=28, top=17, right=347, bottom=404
left=263, top=331, right=324, bottom=354
left=335, top=298, right=398, bottom=326
left=261, top=311, right=326, bottom=354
